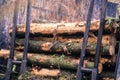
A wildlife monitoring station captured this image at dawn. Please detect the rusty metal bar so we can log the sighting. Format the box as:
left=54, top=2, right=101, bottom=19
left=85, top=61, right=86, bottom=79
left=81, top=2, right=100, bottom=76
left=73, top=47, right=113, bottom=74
left=94, top=1, right=107, bottom=80
left=5, top=0, right=20, bottom=80
left=76, top=0, right=95, bottom=80
left=20, top=0, right=31, bottom=74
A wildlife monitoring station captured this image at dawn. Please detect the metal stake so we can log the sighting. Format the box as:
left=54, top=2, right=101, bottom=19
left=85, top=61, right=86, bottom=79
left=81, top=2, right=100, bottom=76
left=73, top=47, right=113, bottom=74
left=76, top=0, right=95, bottom=80
left=6, top=0, right=20, bottom=80
left=94, top=0, right=107, bottom=80
left=114, top=43, right=120, bottom=80
left=20, top=0, right=31, bottom=74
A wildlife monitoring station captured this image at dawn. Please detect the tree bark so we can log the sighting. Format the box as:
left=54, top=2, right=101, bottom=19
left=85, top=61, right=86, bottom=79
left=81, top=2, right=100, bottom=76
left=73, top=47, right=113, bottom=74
left=0, top=0, right=27, bottom=49
left=0, top=49, right=113, bottom=72
left=15, top=39, right=110, bottom=56
left=0, top=0, right=14, bottom=49
left=28, top=35, right=109, bottom=45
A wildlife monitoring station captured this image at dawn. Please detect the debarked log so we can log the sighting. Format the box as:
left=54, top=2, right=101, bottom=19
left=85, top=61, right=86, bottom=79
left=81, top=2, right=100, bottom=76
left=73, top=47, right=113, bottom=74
left=15, top=39, right=110, bottom=56
left=9, top=21, right=111, bottom=36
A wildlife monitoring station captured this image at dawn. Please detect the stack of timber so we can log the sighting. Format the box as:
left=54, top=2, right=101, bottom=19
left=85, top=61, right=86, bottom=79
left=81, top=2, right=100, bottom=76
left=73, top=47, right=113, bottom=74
left=8, top=20, right=120, bottom=78
left=11, top=20, right=118, bottom=55
left=0, top=49, right=115, bottom=78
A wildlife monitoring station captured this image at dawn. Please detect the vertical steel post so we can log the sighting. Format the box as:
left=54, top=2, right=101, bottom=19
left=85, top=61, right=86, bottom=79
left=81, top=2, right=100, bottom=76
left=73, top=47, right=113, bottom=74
left=76, top=0, right=95, bottom=80
left=114, top=43, right=120, bottom=80
left=20, top=0, right=31, bottom=74
left=94, top=0, right=107, bottom=70
left=6, top=0, right=20, bottom=80
left=94, top=0, right=107, bottom=80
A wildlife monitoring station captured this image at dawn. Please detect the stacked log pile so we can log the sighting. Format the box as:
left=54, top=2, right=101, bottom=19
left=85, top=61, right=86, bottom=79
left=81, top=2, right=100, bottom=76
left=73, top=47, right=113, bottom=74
left=7, top=20, right=120, bottom=78
left=11, top=20, right=112, bottom=54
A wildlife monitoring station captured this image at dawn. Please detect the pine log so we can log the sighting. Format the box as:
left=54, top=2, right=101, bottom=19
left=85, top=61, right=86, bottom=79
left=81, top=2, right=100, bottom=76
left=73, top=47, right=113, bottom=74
left=0, top=49, right=79, bottom=70
left=15, top=39, right=110, bottom=56
left=29, top=35, right=109, bottom=45
left=0, top=50, right=115, bottom=79
left=9, top=21, right=110, bottom=36
left=9, top=21, right=99, bottom=34
left=31, top=68, right=60, bottom=77
left=0, top=49, right=113, bottom=73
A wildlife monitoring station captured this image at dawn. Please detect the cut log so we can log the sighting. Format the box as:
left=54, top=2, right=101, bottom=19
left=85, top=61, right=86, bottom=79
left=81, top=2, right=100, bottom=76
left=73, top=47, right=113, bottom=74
left=0, top=49, right=78, bottom=70
left=9, top=21, right=101, bottom=35
left=9, top=21, right=111, bottom=37
left=28, top=35, right=110, bottom=45
left=31, top=68, right=60, bottom=77
left=0, top=49, right=113, bottom=73
left=15, top=39, right=110, bottom=56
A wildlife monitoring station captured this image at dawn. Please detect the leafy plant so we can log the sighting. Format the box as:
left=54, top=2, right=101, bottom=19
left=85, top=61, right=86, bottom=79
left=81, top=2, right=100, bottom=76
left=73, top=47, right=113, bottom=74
left=105, top=17, right=114, bottom=24
left=12, top=64, right=16, bottom=72
left=18, top=71, right=30, bottom=80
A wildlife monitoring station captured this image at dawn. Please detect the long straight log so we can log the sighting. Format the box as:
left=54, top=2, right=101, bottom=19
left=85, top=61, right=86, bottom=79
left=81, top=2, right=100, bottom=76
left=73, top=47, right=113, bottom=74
left=0, top=50, right=114, bottom=72
left=15, top=39, right=110, bottom=56
left=9, top=20, right=112, bottom=37
left=9, top=21, right=100, bottom=34
left=0, top=49, right=78, bottom=70
left=29, top=35, right=109, bottom=45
